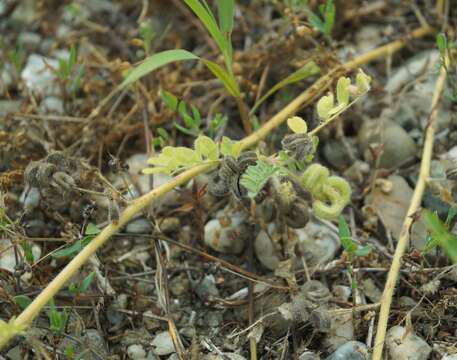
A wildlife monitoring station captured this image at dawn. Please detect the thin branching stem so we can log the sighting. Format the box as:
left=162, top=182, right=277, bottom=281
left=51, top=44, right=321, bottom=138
left=371, top=53, right=448, bottom=360
left=0, top=25, right=432, bottom=350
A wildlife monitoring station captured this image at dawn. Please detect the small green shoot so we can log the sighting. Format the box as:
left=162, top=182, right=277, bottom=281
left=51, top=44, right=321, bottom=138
left=52, top=223, right=100, bottom=258
left=422, top=208, right=457, bottom=263
left=20, top=240, right=35, bottom=264
left=306, top=0, right=336, bottom=41
left=139, top=19, right=155, bottom=56
left=48, top=299, right=68, bottom=335
left=160, top=90, right=227, bottom=137
left=338, top=215, right=371, bottom=257
left=14, top=295, right=32, bottom=310
left=250, top=61, right=320, bottom=115
left=7, top=36, right=25, bottom=75
left=53, top=45, right=86, bottom=98
left=68, top=272, right=95, bottom=294
left=152, top=127, right=169, bottom=148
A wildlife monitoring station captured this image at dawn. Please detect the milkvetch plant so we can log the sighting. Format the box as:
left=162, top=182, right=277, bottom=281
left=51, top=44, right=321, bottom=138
left=145, top=70, right=371, bottom=220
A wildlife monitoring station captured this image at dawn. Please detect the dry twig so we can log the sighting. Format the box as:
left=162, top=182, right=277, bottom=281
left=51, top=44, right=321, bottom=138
left=371, top=53, right=448, bottom=360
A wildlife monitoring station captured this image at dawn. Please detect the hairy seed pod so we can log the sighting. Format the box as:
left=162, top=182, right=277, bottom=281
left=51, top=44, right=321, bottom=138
left=301, top=280, right=331, bottom=304
left=52, top=171, right=76, bottom=191
left=446, top=161, right=457, bottom=180
left=237, top=151, right=257, bottom=170
left=282, top=133, right=314, bottom=162
left=37, top=163, right=57, bottom=186
left=24, top=161, right=41, bottom=187
left=257, top=197, right=277, bottom=222
left=285, top=199, right=310, bottom=228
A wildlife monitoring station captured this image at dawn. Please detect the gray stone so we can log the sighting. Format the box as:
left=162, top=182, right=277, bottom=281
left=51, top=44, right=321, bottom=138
left=386, top=326, right=431, bottom=360
left=326, top=341, right=369, bottom=360
left=151, top=331, right=175, bottom=356
left=358, top=120, right=417, bottom=169
left=21, top=54, right=60, bottom=97
left=255, top=228, right=280, bottom=270
left=127, top=344, right=147, bottom=360
left=204, top=211, right=247, bottom=254
left=39, top=96, right=64, bottom=114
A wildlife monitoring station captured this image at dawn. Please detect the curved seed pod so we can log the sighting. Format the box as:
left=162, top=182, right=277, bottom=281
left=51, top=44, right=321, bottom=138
left=312, top=176, right=351, bottom=220
left=282, top=133, right=314, bottom=162
left=301, top=280, right=331, bottom=304
left=236, top=150, right=257, bottom=170
left=285, top=199, right=310, bottom=228
left=24, top=161, right=41, bottom=187
left=37, top=163, right=57, bottom=186
left=52, top=172, right=76, bottom=191
left=302, top=164, right=329, bottom=196
left=446, top=161, right=457, bottom=180
left=256, top=197, right=277, bottom=222
left=219, top=156, right=239, bottom=179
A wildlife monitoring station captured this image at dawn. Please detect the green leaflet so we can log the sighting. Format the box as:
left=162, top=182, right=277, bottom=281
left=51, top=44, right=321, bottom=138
left=240, top=160, right=283, bottom=198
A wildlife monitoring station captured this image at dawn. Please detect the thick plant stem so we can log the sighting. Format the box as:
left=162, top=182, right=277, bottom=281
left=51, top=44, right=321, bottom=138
left=371, top=55, right=448, bottom=360
left=0, top=25, right=432, bottom=350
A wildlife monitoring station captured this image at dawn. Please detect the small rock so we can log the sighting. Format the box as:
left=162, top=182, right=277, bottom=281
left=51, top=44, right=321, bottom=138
left=151, top=331, right=175, bottom=356
left=126, top=217, right=152, bottom=234
left=127, top=344, right=147, bottom=360
left=358, top=120, right=417, bottom=169
left=386, top=326, right=431, bottom=360
left=294, top=221, right=340, bottom=267
left=442, top=355, right=457, bottom=360
left=84, top=329, right=109, bottom=359
left=398, top=296, right=417, bottom=308
left=255, top=228, right=280, bottom=270
left=332, top=285, right=351, bottom=302
left=354, top=25, right=385, bottom=54
left=367, top=175, right=428, bottom=248
left=39, top=96, right=64, bottom=114
left=21, top=54, right=60, bottom=97
left=193, top=274, right=219, bottom=300
left=326, top=341, right=369, bottom=360
left=204, top=211, right=247, bottom=254
left=323, top=140, right=354, bottom=169
left=0, top=239, right=19, bottom=272
left=361, top=278, right=382, bottom=303
left=324, top=312, right=354, bottom=351
left=299, top=351, right=320, bottom=360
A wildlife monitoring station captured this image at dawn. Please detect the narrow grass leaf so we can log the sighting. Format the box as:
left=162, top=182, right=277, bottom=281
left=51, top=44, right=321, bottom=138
left=119, top=49, right=198, bottom=89
left=200, top=59, right=240, bottom=97
left=251, top=61, right=320, bottom=114
left=217, top=0, right=235, bottom=33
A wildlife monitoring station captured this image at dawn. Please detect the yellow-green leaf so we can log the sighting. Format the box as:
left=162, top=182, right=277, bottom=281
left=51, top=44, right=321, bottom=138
left=220, top=136, right=242, bottom=157
left=174, top=147, right=200, bottom=165
left=336, top=77, right=350, bottom=106
left=316, top=93, right=334, bottom=121
left=355, top=69, right=371, bottom=95
left=195, top=135, right=219, bottom=160
left=287, top=116, right=308, bottom=134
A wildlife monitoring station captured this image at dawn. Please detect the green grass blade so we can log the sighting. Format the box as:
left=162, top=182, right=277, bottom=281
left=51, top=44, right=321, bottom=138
left=119, top=49, right=198, bottom=89
left=200, top=58, right=240, bottom=97
left=250, top=61, right=320, bottom=114
left=184, top=0, right=227, bottom=54
left=217, top=0, right=235, bottom=33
